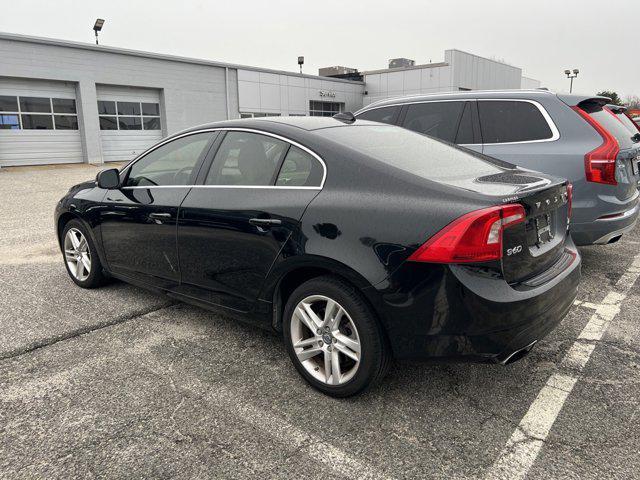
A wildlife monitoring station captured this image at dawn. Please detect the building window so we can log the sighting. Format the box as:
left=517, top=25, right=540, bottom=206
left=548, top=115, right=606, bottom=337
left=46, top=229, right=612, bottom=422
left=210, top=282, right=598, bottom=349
left=240, top=112, right=281, bottom=118
left=98, top=100, right=161, bottom=131
left=0, top=95, right=78, bottom=130
left=309, top=101, right=343, bottom=117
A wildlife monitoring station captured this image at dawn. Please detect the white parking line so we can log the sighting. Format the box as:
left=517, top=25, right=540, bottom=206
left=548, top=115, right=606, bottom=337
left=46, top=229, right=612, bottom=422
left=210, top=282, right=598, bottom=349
left=484, top=254, right=640, bottom=480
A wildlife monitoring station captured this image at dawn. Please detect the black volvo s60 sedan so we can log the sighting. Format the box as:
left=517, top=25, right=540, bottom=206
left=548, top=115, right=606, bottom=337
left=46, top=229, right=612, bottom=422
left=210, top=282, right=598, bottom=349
left=55, top=116, right=580, bottom=397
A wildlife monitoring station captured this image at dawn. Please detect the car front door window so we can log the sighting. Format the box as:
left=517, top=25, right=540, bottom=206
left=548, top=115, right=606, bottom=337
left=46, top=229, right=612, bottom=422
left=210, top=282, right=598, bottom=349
left=126, top=132, right=213, bottom=187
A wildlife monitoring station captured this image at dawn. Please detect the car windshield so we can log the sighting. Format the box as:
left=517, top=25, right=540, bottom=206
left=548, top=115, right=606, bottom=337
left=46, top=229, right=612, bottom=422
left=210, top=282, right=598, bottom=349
left=317, top=124, right=507, bottom=182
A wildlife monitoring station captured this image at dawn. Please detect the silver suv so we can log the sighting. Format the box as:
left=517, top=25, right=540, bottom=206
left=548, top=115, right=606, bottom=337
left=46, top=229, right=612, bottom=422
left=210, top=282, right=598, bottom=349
left=355, top=90, right=640, bottom=246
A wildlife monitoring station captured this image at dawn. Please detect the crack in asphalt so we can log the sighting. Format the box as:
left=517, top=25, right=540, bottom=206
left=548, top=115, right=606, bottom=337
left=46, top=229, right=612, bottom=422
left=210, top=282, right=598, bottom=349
left=0, top=301, right=175, bottom=362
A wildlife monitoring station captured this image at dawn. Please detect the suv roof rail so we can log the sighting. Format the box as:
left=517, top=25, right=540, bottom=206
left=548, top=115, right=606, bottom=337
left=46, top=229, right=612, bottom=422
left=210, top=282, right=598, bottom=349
left=362, top=89, right=556, bottom=110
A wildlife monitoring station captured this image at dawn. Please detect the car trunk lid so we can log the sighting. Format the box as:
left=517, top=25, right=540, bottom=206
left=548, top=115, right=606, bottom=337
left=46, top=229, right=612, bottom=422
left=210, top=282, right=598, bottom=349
left=498, top=178, right=571, bottom=284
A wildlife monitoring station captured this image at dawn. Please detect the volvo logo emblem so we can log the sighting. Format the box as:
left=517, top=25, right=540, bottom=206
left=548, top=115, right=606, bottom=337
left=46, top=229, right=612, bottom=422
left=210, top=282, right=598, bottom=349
left=322, top=334, right=332, bottom=345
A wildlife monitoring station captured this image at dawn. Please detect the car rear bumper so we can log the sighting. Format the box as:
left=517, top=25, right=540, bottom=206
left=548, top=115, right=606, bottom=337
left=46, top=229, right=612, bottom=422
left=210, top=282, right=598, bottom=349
left=367, top=240, right=581, bottom=362
left=572, top=196, right=639, bottom=245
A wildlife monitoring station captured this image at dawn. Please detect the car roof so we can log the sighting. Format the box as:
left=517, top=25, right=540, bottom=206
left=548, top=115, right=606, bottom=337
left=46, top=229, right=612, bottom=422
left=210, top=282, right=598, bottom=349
left=179, top=116, right=384, bottom=136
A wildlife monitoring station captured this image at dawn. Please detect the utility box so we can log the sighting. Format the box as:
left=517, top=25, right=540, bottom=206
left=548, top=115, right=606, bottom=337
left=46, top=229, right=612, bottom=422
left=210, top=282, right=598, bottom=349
left=389, top=58, right=415, bottom=69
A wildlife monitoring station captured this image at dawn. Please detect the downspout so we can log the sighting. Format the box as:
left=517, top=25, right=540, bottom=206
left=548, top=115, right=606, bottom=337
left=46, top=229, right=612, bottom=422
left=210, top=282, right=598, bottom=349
left=225, top=67, right=230, bottom=120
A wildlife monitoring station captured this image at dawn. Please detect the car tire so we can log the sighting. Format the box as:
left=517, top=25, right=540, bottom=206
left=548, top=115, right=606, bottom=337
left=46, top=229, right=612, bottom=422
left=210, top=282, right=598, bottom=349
left=283, top=275, right=391, bottom=397
left=61, top=219, right=108, bottom=289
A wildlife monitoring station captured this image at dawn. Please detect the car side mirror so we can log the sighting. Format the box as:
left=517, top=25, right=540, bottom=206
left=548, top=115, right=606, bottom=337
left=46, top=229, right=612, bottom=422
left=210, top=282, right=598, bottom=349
left=96, top=168, right=121, bottom=189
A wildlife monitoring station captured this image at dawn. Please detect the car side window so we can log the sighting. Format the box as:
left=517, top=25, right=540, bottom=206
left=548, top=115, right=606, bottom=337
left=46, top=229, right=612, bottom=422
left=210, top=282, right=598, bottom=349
left=402, top=101, right=466, bottom=142
left=478, top=101, right=553, bottom=143
left=455, top=102, right=475, bottom=144
left=126, top=132, right=212, bottom=187
left=275, top=146, right=323, bottom=187
left=356, top=106, right=400, bottom=125
left=205, top=131, right=289, bottom=186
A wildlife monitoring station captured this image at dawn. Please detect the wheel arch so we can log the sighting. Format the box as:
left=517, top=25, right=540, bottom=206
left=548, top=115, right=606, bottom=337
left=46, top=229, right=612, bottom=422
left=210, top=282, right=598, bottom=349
left=56, top=211, right=81, bottom=248
left=56, top=210, right=109, bottom=270
left=264, top=256, right=385, bottom=334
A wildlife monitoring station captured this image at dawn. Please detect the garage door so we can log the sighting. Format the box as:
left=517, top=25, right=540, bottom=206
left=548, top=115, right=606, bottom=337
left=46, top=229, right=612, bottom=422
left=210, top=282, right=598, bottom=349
left=0, top=78, right=83, bottom=167
left=96, top=85, right=163, bottom=163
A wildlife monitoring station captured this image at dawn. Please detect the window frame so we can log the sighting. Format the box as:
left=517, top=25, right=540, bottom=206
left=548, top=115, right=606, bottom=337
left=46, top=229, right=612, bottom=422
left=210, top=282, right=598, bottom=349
left=97, top=100, right=162, bottom=132
left=476, top=99, right=560, bottom=145
left=239, top=112, right=281, bottom=118
left=358, top=98, right=559, bottom=146
left=121, top=130, right=218, bottom=188
left=309, top=101, right=343, bottom=117
left=120, top=128, right=327, bottom=190
left=0, top=95, right=79, bottom=131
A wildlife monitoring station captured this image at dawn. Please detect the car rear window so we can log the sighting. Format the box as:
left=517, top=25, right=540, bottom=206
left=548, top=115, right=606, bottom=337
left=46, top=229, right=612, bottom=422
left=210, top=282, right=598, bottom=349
left=478, top=100, right=554, bottom=144
left=317, top=125, right=505, bottom=181
left=612, top=111, right=640, bottom=135
left=581, top=104, right=638, bottom=149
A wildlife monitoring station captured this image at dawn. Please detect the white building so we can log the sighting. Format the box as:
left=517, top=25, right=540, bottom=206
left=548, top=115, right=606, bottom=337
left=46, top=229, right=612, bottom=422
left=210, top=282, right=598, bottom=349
left=0, top=32, right=540, bottom=167
left=362, top=49, right=539, bottom=105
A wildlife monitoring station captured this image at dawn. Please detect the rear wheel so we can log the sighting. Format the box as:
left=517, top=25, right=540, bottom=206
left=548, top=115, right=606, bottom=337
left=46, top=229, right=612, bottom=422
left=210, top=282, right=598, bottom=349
left=61, top=220, right=107, bottom=288
left=283, top=276, right=390, bottom=397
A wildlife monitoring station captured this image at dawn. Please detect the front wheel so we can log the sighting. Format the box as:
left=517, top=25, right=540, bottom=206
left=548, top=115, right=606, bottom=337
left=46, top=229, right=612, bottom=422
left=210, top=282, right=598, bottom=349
left=282, top=276, right=390, bottom=397
left=61, top=219, right=107, bottom=288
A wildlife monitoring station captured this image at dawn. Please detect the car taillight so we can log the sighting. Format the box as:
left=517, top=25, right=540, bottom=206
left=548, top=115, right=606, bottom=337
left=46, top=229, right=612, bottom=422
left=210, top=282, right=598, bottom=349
left=566, top=183, right=573, bottom=219
left=572, top=106, right=619, bottom=185
left=408, top=204, right=526, bottom=264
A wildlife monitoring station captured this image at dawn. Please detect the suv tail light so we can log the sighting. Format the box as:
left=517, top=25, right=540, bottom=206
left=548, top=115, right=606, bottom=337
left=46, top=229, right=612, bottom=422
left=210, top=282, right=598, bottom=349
left=408, top=204, right=525, bottom=264
left=572, top=106, right=619, bottom=185
left=567, top=183, right=573, bottom=219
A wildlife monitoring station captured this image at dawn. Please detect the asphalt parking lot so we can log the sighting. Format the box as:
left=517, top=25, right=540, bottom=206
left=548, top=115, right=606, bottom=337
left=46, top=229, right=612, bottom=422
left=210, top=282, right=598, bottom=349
left=0, top=164, right=639, bottom=479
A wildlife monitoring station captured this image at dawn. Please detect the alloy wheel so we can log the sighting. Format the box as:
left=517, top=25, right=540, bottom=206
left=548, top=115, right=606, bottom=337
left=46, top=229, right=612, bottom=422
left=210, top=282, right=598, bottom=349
left=290, top=295, right=361, bottom=385
left=64, top=228, right=91, bottom=281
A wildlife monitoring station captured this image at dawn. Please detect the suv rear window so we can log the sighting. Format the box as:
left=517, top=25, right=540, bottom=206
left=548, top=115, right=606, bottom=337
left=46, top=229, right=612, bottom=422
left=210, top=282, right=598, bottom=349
left=581, top=104, right=638, bottom=149
left=478, top=100, right=554, bottom=144
left=317, top=125, right=504, bottom=181
left=356, top=106, right=399, bottom=125
left=610, top=110, right=640, bottom=136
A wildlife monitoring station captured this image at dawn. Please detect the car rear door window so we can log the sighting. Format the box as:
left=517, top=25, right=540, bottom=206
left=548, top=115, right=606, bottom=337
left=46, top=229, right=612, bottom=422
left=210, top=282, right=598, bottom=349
left=356, top=106, right=400, bottom=125
left=402, top=101, right=466, bottom=142
left=455, top=102, right=475, bottom=144
left=205, top=131, right=289, bottom=186
left=126, top=132, right=213, bottom=187
left=275, top=146, right=323, bottom=187
left=478, top=100, right=553, bottom=143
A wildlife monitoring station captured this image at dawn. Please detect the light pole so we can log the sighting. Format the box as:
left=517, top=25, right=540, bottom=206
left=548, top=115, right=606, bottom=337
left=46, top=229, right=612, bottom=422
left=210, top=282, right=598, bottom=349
left=298, top=56, right=304, bottom=74
left=93, top=19, right=105, bottom=45
left=564, top=68, right=579, bottom=93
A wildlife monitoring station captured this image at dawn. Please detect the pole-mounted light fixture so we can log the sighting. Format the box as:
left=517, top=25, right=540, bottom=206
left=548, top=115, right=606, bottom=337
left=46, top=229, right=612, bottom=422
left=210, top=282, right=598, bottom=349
left=93, top=18, right=105, bottom=45
left=298, top=56, right=304, bottom=74
left=564, top=68, right=579, bottom=93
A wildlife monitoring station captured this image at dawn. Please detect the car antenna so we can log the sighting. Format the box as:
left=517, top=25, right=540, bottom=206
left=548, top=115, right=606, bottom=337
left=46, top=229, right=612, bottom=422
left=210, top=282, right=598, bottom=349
left=333, top=112, right=356, bottom=124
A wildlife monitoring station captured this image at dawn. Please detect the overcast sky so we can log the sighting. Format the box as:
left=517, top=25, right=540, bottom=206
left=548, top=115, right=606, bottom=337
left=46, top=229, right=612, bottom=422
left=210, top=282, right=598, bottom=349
left=1, top=0, right=638, bottom=97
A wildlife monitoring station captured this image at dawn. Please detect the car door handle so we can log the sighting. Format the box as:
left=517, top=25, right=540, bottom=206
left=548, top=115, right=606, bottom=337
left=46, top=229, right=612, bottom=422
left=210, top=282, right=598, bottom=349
left=249, top=218, right=282, bottom=227
left=149, top=212, right=172, bottom=219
